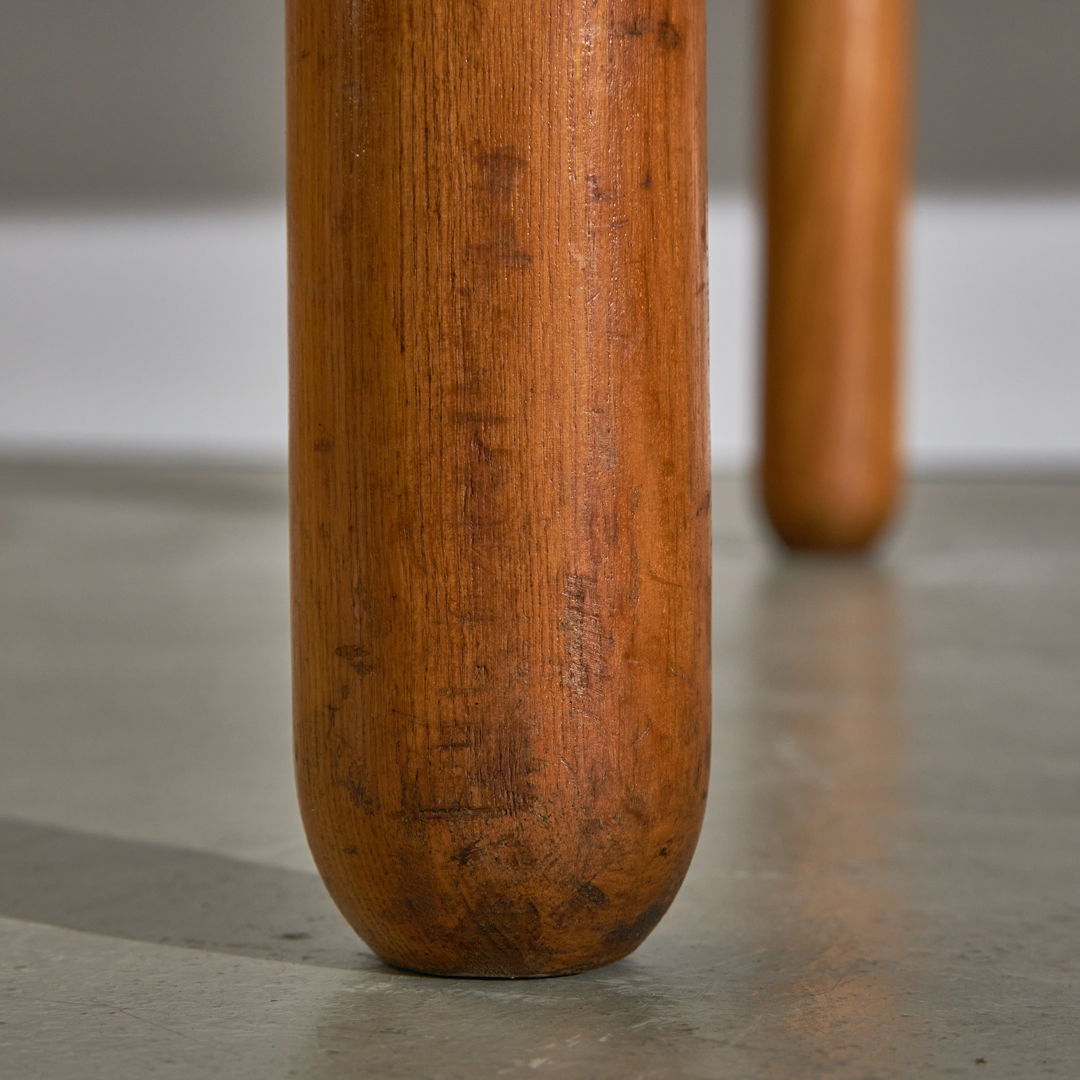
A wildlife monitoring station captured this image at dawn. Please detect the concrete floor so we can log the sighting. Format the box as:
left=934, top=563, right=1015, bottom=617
left=1, top=463, right=1078, bottom=1078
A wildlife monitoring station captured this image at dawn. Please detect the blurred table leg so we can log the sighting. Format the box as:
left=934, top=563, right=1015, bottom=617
left=761, top=0, right=910, bottom=553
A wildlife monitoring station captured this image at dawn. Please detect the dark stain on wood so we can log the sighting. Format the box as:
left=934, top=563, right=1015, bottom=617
left=657, top=19, right=683, bottom=51
left=575, top=882, right=611, bottom=908
left=335, top=644, right=374, bottom=676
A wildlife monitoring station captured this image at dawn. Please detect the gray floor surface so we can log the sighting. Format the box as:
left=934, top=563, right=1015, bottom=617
left=1, top=463, right=1078, bottom=1078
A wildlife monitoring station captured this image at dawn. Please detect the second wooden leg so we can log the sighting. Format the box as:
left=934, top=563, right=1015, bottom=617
left=760, top=0, right=910, bottom=553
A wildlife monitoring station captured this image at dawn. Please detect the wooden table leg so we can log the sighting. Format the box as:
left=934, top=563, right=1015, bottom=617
left=760, top=0, right=910, bottom=553
left=288, top=1, right=709, bottom=977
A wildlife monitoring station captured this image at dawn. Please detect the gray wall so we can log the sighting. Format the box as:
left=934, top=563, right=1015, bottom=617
left=1, top=0, right=1079, bottom=207
left=0, top=0, right=284, bottom=205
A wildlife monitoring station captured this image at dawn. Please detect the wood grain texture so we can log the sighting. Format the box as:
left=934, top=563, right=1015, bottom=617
left=761, top=0, right=909, bottom=552
left=288, top=0, right=709, bottom=977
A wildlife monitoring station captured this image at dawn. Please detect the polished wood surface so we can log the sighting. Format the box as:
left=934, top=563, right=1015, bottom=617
left=761, top=0, right=910, bottom=552
left=288, top=0, right=710, bottom=977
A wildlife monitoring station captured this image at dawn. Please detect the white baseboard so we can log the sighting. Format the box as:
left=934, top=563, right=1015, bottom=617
left=0, top=206, right=289, bottom=461
left=2, top=197, right=1078, bottom=468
